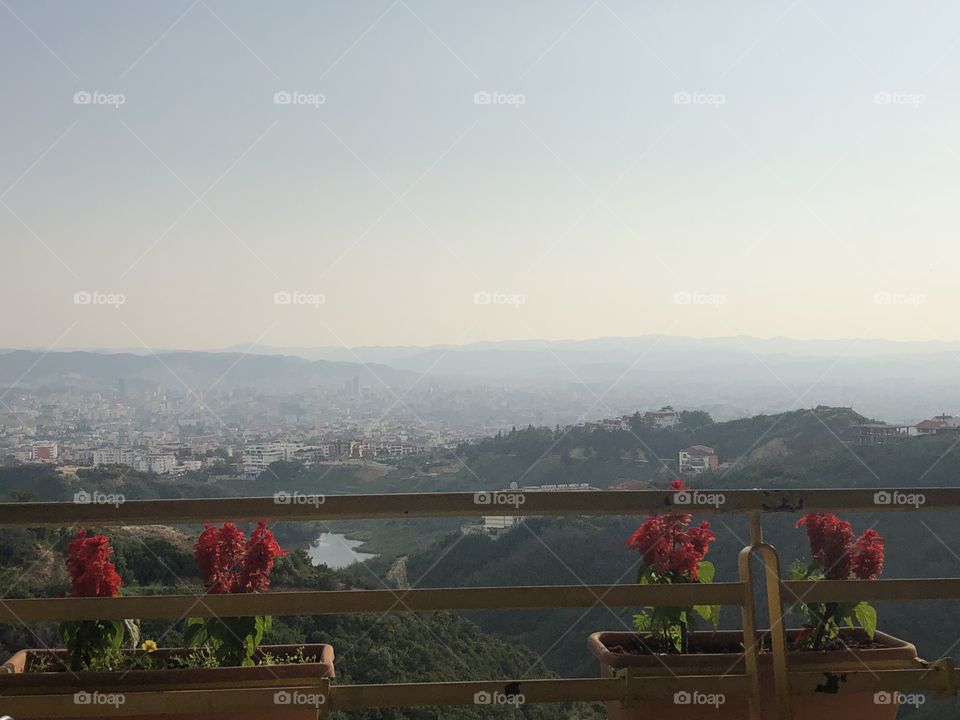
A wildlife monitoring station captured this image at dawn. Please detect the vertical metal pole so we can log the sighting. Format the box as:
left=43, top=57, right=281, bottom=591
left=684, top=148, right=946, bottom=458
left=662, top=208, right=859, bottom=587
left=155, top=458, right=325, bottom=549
left=756, top=544, right=792, bottom=720
left=749, top=512, right=763, bottom=546
left=738, top=546, right=764, bottom=720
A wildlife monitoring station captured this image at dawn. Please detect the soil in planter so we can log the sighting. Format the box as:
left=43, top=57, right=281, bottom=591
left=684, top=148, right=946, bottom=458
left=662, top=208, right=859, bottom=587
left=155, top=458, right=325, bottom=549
left=606, top=632, right=887, bottom=657
left=23, top=645, right=325, bottom=674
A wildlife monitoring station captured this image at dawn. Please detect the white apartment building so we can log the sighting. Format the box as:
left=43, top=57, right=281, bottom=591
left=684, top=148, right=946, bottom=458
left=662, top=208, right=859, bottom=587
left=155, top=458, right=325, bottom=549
left=243, top=442, right=299, bottom=477
left=92, top=448, right=139, bottom=466
left=644, top=407, right=680, bottom=429
left=136, top=453, right=178, bottom=475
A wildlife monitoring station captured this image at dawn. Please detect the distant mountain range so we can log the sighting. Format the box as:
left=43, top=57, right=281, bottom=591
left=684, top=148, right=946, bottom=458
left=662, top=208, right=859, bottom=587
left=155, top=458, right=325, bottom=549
left=0, top=350, right=416, bottom=392
left=224, top=335, right=960, bottom=366
left=4, top=335, right=960, bottom=423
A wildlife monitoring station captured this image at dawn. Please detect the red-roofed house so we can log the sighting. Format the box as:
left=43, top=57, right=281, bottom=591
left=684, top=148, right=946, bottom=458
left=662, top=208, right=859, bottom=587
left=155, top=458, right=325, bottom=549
left=679, top=445, right=719, bottom=474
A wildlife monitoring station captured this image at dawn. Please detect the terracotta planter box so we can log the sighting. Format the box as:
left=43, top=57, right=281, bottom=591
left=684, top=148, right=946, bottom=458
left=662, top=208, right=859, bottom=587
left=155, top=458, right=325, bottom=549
left=0, top=643, right=334, bottom=720
left=588, top=630, right=917, bottom=720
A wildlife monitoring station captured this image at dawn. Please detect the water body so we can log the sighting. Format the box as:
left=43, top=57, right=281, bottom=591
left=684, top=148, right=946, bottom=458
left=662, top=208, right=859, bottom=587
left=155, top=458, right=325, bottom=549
left=308, top=532, right=378, bottom=569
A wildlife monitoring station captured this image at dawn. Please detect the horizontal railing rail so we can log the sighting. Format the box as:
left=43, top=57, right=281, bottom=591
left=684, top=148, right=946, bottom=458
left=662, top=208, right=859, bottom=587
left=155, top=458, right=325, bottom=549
left=782, top=578, right=960, bottom=603
left=0, top=487, right=956, bottom=526
left=0, top=583, right=749, bottom=623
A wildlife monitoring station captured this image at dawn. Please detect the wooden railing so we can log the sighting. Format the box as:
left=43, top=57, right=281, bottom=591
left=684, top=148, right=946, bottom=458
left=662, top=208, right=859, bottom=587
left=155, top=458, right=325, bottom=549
left=1, top=488, right=959, bottom=719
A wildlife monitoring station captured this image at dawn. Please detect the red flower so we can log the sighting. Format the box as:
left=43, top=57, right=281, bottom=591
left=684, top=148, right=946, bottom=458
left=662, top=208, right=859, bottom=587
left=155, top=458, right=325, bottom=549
left=66, top=531, right=122, bottom=598
left=237, top=521, right=287, bottom=592
left=627, top=490, right=715, bottom=581
left=195, top=523, right=246, bottom=594
left=851, top=529, right=885, bottom=580
left=796, top=514, right=884, bottom=581
left=196, top=522, right=286, bottom=594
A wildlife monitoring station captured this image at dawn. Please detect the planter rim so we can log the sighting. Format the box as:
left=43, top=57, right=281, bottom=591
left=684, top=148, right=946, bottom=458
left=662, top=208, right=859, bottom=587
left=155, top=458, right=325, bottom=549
left=0, top=642, right=334, bottom=693
left=588, top=629, right=917, bottom=672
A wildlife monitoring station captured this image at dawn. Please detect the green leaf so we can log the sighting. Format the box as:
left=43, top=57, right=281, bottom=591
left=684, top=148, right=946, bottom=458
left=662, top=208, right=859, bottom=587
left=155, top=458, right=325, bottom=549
left=108, top=621, right=125, bottom=649
left=637, top=566, right=654, bottom=585
left=693, top=604, right=721, bottom=630
left=124, top=619, right=141, bottom=650
left=183, top=621, right=207, bottom=647
left=697, top=561, right=715, bottom=584
left=854, top=602, right=878, bottom=639
left=666, top=623, right=683, bottom=652
left=632, top=612, right=652, bottom=632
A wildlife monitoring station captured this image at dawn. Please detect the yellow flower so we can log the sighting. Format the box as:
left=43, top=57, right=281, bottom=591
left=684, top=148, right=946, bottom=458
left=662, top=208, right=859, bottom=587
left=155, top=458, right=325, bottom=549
left=141, top=640, right=158, bottom=653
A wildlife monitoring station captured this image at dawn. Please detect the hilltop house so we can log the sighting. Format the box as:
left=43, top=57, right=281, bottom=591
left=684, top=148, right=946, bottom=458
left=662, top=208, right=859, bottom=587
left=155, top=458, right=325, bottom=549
left=644, top=407, right=679, bottom=429
left=679, top=444, right=718, bottom=474
left=855, top=423, right=910, bottom=446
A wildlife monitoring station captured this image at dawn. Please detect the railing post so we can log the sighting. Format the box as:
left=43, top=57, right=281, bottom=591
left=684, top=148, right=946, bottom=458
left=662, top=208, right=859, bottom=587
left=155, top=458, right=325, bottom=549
left=749, top=511, right=763, bottom=545
left=738, top=545, right=764, bottom=720
left=757, top=544, right=792, bottom=720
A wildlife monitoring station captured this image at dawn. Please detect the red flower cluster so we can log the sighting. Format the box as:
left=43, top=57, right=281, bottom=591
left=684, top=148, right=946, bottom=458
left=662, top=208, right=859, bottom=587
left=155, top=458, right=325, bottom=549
left=66, top=531, right=122, bottom=598
left=796, top=513, right=884, bottom=580
left=626, top=480, right=716, bottom=581
left=851, top=529, right=885, bottom=580
left=195, top=521, right=286, bottom=594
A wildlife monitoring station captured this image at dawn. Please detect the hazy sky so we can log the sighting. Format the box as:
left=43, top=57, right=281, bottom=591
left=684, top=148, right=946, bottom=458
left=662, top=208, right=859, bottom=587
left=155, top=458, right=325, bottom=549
left=2, top=1, right=959, bottom=352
